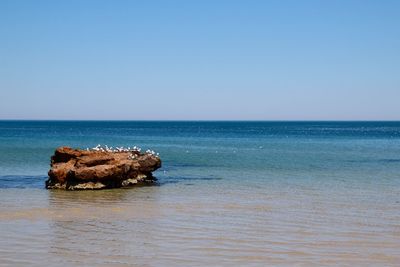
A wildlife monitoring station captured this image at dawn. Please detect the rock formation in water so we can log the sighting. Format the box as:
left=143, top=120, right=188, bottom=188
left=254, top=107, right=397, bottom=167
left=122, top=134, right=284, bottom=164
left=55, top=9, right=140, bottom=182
left=46, top=146, right=161, bottom=190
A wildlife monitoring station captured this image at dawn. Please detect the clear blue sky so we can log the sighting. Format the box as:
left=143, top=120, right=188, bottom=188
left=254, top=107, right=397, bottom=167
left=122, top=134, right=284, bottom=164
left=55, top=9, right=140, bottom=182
left=0, top=0, right=399, bottom=120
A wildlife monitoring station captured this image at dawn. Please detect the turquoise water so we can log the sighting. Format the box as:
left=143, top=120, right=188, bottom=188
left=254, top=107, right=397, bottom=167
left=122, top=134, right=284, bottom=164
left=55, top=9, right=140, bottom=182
left=1, top=121, right=400, bottom=266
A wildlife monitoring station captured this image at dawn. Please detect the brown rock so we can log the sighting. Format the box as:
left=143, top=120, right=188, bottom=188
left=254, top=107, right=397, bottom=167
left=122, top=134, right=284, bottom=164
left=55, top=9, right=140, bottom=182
left=51, top=146, right=83, bottom=163
left=48, top=159, right=76, bottom=184
left=46, top=146, right=161, bottom=190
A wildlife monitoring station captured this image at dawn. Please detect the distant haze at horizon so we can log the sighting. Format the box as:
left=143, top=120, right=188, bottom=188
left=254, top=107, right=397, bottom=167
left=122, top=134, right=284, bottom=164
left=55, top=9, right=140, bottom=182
left=1, top=0, right=399, bottom=120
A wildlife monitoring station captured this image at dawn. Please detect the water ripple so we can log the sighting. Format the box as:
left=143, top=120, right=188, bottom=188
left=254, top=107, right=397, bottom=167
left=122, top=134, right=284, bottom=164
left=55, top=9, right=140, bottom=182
left=0, top=175, right=46, bottom=189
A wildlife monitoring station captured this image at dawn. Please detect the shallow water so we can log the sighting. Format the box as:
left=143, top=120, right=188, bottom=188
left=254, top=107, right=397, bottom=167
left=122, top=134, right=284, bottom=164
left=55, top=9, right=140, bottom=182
left=0, top=121, right=399, bottom=266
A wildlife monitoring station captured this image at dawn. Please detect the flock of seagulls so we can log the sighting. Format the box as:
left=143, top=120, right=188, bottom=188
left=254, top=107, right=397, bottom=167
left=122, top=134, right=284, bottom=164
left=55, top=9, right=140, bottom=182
left=87, top=144, right=159, bottom=157
left=145, top=149, right=158, bottom=156
left=86, top=143, right=264, bottom=157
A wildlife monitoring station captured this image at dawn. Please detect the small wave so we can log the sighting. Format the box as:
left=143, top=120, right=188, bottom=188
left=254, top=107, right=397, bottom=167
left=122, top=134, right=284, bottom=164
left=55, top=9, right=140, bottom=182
left=379, top=159, right=400, bottom=163
left=0, top=175, right=46, bottom=189
left=165, top=162, right=218, bottom=168
left=346, top=159, right=400, bottom=164
left=158, top=175, right=222, bottom=185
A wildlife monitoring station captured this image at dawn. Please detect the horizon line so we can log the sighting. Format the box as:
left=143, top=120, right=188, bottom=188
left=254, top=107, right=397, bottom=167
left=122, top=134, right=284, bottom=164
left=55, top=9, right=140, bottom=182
left=1, top=119, right=399, bottom=122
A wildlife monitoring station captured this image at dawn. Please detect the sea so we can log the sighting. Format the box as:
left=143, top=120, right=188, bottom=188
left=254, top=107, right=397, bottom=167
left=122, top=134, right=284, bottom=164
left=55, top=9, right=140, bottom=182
left=0, top=121, right=399, bottom=266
